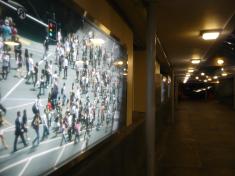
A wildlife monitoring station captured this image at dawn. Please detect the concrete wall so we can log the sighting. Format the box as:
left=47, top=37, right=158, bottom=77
left=74, top=0, right=134, bottom=126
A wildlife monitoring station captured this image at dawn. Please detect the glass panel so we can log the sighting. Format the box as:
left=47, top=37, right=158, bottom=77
left=0, top=1, right=127, bottom=175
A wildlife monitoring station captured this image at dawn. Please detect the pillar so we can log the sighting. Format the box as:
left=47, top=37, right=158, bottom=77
left=145, top=1, right=157, bottom=176
left=171, top=70, right=175, bottom=123
left=233, top=75, right=235, bottom=109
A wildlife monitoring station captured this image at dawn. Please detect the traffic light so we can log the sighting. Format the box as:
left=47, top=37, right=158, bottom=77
left=48, top=19, right=57, bottom=41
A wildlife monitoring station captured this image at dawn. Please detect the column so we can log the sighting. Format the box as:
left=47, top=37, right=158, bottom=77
left=233, top=75, right=235, bottom=109
left=171, top=70, right=175, bottom=123
left=146, top=1, right=157, bottom=176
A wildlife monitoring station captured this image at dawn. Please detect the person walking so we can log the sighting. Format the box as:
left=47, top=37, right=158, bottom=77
left=0, top=111, right=8, bottom=149
left=24, top=49, right=29, bottom=76
left=63, top=57, right=68, bottom=79
left=17, top=52, right=23, bottom=78
left=74, top=119, right=81, bottom=144
left=13, top=111, right=28, bottom=152
left=2, top=51, right=10, bottom=80
left=33, top=62, right=39, bottom=89
left=26, top=53, right=34, bottom=83
left=43, top=37, right=49, bottom=60
left=32, top=113, right=41, bottom=146
left=22, top=109, right=30, bottom=142
left=41, top=109, right=50, bottom=141
left=60, top=116, right=68, bottom=146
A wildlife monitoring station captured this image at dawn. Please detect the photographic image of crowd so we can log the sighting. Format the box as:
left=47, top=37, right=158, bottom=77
left=0, top=1, right=127, bottom=175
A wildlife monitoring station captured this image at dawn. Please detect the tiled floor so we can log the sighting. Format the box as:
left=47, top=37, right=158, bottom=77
left=159, top=100, right=235, bottom=176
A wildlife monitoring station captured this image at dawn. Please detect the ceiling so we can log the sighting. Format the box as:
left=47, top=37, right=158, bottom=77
left=109, top=0, right=235, bottom=81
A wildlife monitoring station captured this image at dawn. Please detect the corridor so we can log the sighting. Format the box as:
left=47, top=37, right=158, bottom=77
left=159, top=101, right=235, bottom=176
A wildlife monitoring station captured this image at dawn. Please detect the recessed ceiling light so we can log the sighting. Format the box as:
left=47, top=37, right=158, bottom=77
left=213, top=76, right=218, bottom=79
left=201, top=31, right=220, bottom=40
left=204, top=80, right=208, bottom=83
left=186, top=73, right=191, bottom=77
left=217, top=59, right=224, bottom=65
left=208, top=78, right=212, bottom=81
left=188, top=69, right=194, bottom=73
left=195, top=76, right=199, bottom=80
left=191, top=59, right=201, bottom=64
left=201, top=72, right=205, bottom=76
left=222, top=72, right=227, bottom=77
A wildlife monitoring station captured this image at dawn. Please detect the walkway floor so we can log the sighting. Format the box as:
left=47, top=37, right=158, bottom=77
left=159, top=100, right=235, bottom=176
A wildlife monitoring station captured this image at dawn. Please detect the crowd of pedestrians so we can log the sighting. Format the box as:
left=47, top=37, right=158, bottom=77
left=0, top=16, right=126, bottom=153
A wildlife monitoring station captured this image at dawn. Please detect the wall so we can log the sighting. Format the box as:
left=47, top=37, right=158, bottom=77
left=133, top=51, right=147, bottom=112
left=73, top=0, right=134, bottom=126
left=215, top=77, right=234, bottom=106
left=51, top=119, right=146, bottom=176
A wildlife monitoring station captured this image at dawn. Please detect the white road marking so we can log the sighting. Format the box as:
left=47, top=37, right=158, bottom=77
left=54, top=146, right=65, bottom=167
left=0, top=137, right=61, bottom=159
left=4, top=98, right=46, bottom=101
left=6, top=102, right=34, bottom=110
left=18, top=158, right=31, bottom=176
left=0, top=146, right=60, bottom=173
left=0, top=78, right=24, bottom=103
left=0, top=139, right=75, bottom=173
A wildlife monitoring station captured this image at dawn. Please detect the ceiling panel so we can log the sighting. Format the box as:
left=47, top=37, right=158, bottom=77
left=155, top=0, right=235, bottom=79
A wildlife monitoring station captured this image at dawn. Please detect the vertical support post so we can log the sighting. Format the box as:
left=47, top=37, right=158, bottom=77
left=171, top=70, right=175, bottom=123
left=175, top=81, right=178, bottom=109
left=146, top=1, right=157, bottom=176
left=233, top=75, right=235, bottom=109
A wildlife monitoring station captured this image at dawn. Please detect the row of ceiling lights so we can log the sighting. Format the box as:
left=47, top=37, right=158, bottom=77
left=183, top=30, right=226, bottom=84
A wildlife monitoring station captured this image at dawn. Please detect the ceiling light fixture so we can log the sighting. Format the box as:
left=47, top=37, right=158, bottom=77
left=217, top=58, right=224, bottom=65
left=195, top=76, right=199, bottom=80
left=191, top=59, right=201, bottom=64
left=186, top=73, right=191, bottom=77
left=213, top=76, right=218, bottom=79
left=188, top=69, right=194, bottom=73
left=201, top=72, right=205, bottom=76
left=222, top=72, right=228, bottom=77
left=201, top=30, right=220, bottom=40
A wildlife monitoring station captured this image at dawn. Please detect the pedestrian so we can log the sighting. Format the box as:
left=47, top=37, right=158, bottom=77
left=63, top=57, right=68, bottom=79
left=60, top=117, right=68, bottom=146
left=26, top=53, right=34, bottom=83
left=39, top=71, right=46, bottom=95
left=0, top=111, right=8, bottom=149
left=33, top=62, right=39, bottom=89
left=74, top=119, right=81, bottom=144
left=43, top=37, right=49, bottom=59
left=24, top=49, right=29, bottom=75
left=2, top=51, right=9, bottom=80
left=1, top=19, right=12, bottom=41
left=41, top=109, right=50, bottom=141
left=14, top=37, right=22, bottom=61
left=17, top=52, right=23, bottom=78
left=32, top=112, right=41, bottom=146
left=22, top=109, right=29, bottom=142
left=13, top=111, right=28, bottom=152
